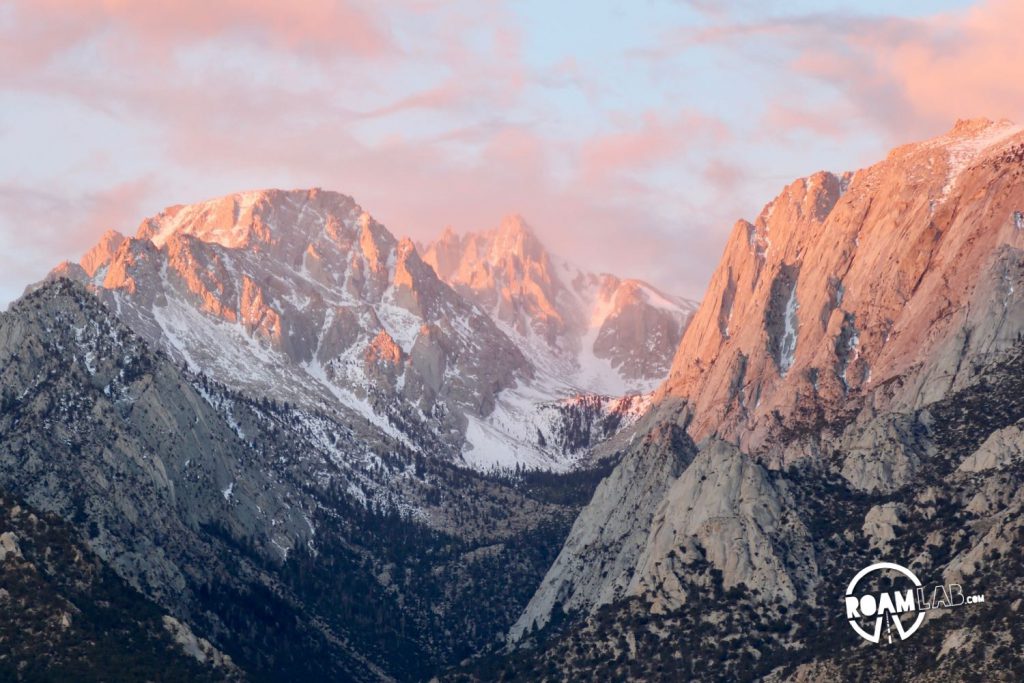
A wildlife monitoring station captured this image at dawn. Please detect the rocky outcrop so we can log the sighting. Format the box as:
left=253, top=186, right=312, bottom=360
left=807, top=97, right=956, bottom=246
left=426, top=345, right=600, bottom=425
left=627, top=440, right=818, bottom=611
left=592, top=279, right=688, bottom=382
left=0, top=530, right=21, bottom=561
left=510, top=430, right=819, bottom=639
left=509, top=399, right=695, bottom=640
left=491, top=341, right=1024, bottom=681
left=862, top=502, right=905, bottom=551
left=162, top=616, right=240, bottom=674
left=957, top=420, right=1024, bottom=472
left=80, top=229, right=126, bottom=278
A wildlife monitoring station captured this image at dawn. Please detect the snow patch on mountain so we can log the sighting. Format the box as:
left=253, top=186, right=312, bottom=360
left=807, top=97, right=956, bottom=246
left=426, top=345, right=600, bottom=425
left=463, top=381, right=652, bottom=471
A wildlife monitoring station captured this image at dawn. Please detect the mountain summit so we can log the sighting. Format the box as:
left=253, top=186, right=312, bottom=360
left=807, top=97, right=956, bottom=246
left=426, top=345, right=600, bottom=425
left=50, top=188, right=530, bottom=462
left=660, top=117, right=1024, bottom=458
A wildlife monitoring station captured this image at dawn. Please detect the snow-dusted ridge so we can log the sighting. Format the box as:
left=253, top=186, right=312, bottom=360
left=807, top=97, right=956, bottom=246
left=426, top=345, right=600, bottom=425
left=46, top=188, right=695, bottom=471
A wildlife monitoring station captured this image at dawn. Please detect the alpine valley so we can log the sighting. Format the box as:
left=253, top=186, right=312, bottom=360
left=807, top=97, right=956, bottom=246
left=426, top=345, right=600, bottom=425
left=3, top=118, right=1024, bottom=682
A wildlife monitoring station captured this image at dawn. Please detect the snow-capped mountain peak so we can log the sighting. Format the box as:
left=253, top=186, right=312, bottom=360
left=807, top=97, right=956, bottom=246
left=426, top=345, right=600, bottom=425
left=136, top=188, right=358, bottom=250
left=46, top=190, right=698, bottom=471
left=423, top=217, right=698, bottom=395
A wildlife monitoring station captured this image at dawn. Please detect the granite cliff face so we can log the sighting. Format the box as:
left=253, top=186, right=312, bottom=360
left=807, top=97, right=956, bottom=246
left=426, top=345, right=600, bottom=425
left=661, top=118, right=1024, bottom=460
left=500, top=120, right=1024, bottom=681
left=507, top=399, right=695, bottom=640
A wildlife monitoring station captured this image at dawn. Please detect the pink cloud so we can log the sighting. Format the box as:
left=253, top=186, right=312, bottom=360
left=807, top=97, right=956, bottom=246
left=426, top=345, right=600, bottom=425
left=875, top=1, right=1024, bottom=127
left=14, top=0, right=961, bottom=308
left=579, top=112, right=729, bottom=184
left=357, top=82, right=469, bottom=119
left=788, top=1, right=1024, bottom=138
left=7, top=0, right=394, bottom=62
left=664, top=2, right=1024, bottom=144
left=702, top=158, right=747, bottom=196
left=760, top=102, right=851, bottom=141
left=0, top=178, right=153, bottom=304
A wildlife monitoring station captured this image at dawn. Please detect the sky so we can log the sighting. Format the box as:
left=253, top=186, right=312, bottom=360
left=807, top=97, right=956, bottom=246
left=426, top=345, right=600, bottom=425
left=1, top=0, right=1022, bottom=308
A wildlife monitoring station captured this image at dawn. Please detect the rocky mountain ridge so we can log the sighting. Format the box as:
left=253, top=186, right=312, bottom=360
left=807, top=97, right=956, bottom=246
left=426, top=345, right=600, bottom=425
left=660, top=117, right=1024, bottom=459
left=50, top=189, right=529, bottom=465
left=46, top=190, right=693, bottom=472
left=0, top=278, right=612, bottom=680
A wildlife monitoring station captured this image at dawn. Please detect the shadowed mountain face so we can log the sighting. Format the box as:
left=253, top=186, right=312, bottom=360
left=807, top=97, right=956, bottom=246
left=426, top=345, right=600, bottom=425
left=495, top=119, right=1024, bottom=682
left=0, top=486, right=236, bottom=681
left=0, top=279, right=610, bottom=680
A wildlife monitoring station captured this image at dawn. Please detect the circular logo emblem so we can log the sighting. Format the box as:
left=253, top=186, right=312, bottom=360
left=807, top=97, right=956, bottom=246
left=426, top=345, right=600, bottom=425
left=844, top=562, right=925, bottom=644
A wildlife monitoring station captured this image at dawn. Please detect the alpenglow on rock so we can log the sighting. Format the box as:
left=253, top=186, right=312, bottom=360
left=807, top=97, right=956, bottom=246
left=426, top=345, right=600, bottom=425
left=423, top=215, right=698, bottom=396
left=658, top=117, right=1024, bottom=460
left=46, top=189, right=533, bottom=462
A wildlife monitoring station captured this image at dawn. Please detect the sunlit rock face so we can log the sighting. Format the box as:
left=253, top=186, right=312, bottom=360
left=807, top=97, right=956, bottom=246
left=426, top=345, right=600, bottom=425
left=44, top=188, right=697, bottom=471
left=659, top=118, right=1024, bottom=458
left=423, top=215, right=698, bottom=396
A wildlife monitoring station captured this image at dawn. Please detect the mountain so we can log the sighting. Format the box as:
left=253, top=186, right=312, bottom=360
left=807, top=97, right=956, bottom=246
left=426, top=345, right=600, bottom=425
left=422, top=215, right=697, bottom=396
left=6, top=190, right=693, bottom=678
left=489, top=118, right=1024, bottom=681
left=660, top=117, right=1024, bottom=461
left=12, top=115, right=1024, bottom=681
left=48, top=189, right=531, bottom=467
left=46, top=190, right=693, bottom=471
